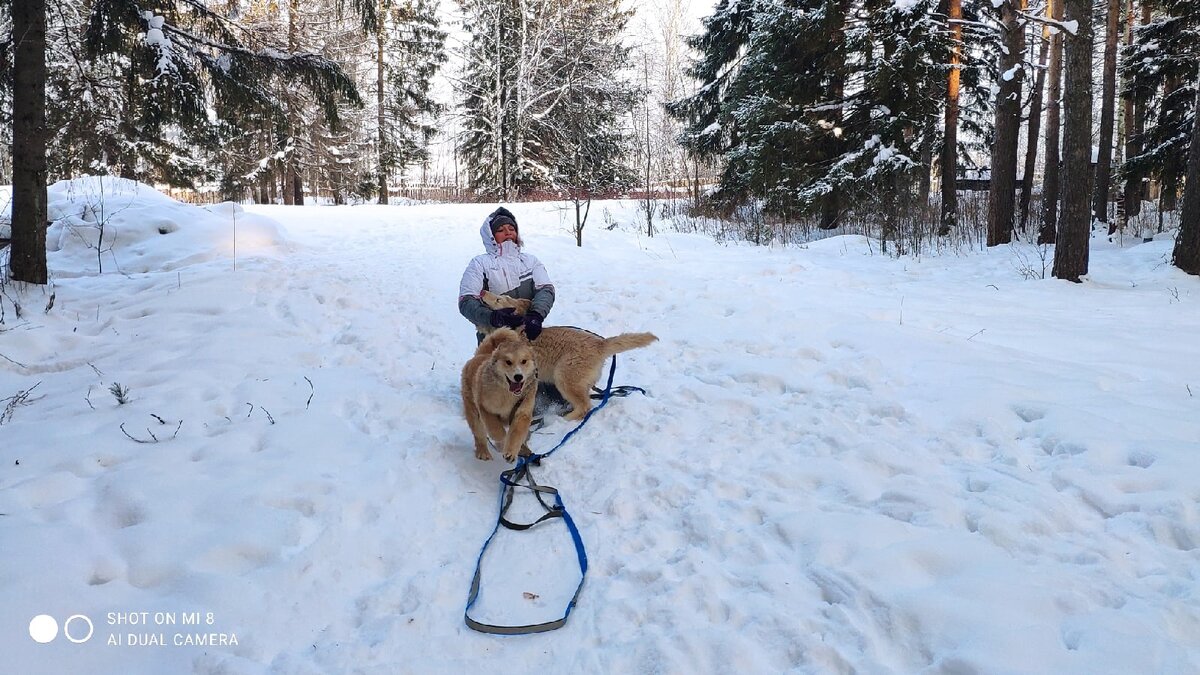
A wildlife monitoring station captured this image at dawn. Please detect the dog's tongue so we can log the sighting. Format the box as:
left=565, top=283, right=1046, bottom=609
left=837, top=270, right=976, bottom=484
left=509, top=380, right=523, bottom=394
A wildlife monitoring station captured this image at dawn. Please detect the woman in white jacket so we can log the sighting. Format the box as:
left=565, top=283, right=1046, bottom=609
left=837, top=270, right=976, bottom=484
left=457, top=206, right=556, bottom=343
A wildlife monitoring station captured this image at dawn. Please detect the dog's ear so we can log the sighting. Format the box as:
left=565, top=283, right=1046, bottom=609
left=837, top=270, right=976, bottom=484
left=476, top=327, right=513, bottom=355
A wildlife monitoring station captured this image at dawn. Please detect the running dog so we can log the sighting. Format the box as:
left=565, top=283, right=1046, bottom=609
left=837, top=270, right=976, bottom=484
left=461, top=328, right=538, bottom=462
left=480, top=290, right=657, bottom=421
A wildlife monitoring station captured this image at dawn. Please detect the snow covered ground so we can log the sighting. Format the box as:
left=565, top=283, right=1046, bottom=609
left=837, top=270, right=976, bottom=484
left=2, top=178, right=1198, bottom=674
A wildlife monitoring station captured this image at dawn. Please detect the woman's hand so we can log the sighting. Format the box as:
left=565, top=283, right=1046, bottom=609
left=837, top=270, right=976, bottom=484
left=489, top=307, right=524, bottom=329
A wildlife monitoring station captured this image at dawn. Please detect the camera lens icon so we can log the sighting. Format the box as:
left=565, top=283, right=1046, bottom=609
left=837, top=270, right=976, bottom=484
left=29, top=615, right=58, bottom=644
left=29, top=614, right=94, bottom=644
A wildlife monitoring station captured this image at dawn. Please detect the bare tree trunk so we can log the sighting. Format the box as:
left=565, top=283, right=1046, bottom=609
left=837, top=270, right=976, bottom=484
left=821, top=0, right=851, bottom=231
left=256, top=131, right=268, bottom=204
left=1123, top=1, right=1151, bottom=227
left=918, top=125, right=933, bottom=209
left=377, top=0, right=388, bottom=205
left=1172, top=82, right=1200, bottom=274
left=281, top=170, right=292, bottom=205
left=11, top=0, right=49, bottom=284
left=1095, top=0, right=1120, bottom=231
left=1019, top=18, right=1051, bottom=234
left=642, top=53, right=654, bottom=237
left=1040, top=0, right=1064, bottom=244
left=495, top=4, right=507, bottom=201
left=939, top=0, right=963, bottom=236
left=987, top=0, right=1025, bottom=247
left=692, top=155, right=701, bottom=210
left=286, top=0, right=304, bottom=206
left=1158, top=74, right=1182, bottom=216
left=1053, top=0, right=1093, bottom=282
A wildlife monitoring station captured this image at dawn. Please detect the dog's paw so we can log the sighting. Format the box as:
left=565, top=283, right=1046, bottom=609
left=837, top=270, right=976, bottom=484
left=502, top=450, right=519, bottom=463
left=475, top=448, right=492, bottom=461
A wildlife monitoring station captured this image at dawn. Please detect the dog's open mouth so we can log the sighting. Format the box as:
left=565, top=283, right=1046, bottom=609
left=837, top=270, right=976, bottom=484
left=507, top=378, right=525, bottom=394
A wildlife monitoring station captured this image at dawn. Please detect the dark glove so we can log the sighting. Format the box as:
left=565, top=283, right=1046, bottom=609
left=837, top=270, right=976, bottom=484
left=523, top=311, right=544, bottom=340
left=489, top=307, right=524, bottom=329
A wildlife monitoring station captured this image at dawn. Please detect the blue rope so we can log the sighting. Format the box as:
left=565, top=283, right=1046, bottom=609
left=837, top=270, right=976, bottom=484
left=464, top=355, right=620, bottom=635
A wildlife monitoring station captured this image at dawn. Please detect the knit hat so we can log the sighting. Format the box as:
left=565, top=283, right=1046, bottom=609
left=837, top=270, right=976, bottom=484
left=489, top=210, right=518, bottom=235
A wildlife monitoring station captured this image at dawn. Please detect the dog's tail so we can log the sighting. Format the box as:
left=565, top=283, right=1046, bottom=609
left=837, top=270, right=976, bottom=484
left=601, top=332, right=658, bottom=357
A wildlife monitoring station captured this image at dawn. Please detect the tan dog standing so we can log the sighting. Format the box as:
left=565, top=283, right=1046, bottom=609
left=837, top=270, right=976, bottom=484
left=461, top=328, right=539, bottom=462
left=480, top=290, right=657, bottom=421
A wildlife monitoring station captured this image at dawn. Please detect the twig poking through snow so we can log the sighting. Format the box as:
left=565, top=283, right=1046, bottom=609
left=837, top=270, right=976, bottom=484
left=120, top=419, right=182, bottom=443
left=967, top=329, right=986, bottom=341
left=1, top=381, right=43, bottom=425
left=0, top=352, right=29, bottom=369
left=304, top=376, right=314, bottom=409
left=246, top=402, right=275, bottom=424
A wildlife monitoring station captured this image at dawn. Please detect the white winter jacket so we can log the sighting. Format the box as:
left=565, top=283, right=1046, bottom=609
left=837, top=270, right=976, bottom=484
left=458, top=214, right=555, bottom=332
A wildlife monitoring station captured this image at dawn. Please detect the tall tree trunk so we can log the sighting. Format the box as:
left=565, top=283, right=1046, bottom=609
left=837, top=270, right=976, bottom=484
left=1094, top=0, right=1120, bottom=230
left=1123, top=0, right=1151, bottom=227
left=1172, top=82, right=1200, bottom=274
left=987, top=0, right=1025, bottom=247
left=939, top=0, right=963, bottom=236
left=281, top=170, right=292, bottom=205
left=821, top=0, right=850, bottom=231
left=1040, top=0, right=1063, bottom=244
left=1053, top=0, right=1094, bottom=282
left=286, top=0, right=304, bottom=206
left=11, top=0, right=49, bottom=284
left=1160, top=75, right=1181, bottom=215
left=495, top=5, right=507, bottom=201
left=918, top=124, right=933, bottom=209
left=1019, top=18, right=1051, bottom=234
left=376, top=0, right=388, bottom=205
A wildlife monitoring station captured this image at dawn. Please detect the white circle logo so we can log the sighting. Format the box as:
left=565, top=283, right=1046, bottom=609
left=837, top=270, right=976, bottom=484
left=29, top=615, right=59, bottom=643
left=64, top=615, right=95, bottom=644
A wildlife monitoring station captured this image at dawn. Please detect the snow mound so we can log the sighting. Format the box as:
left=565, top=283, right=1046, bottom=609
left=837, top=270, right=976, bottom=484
left=44, top=177, right=291, bottom=276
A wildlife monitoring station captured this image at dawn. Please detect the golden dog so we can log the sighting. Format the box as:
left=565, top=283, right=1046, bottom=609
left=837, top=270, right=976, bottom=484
left=461, top=328, right=538, bottom=462
left=480, top=290, right=657, bottom=421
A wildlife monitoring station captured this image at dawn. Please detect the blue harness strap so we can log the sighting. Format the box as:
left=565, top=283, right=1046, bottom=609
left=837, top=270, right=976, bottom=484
left=464, top=356, right=622, bottom=635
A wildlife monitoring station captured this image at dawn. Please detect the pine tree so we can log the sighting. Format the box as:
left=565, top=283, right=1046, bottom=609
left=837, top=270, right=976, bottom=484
left=84, top=0, right=367, bottom=187
left=376, top=0, right=446, bottom=202
left=1173, top=81, right=1200, bottom=274
left=1053, top=0, right=1093, bottom=282
left=940, top=0, right=964, bottom=235
left=1094, top=0, right=1121, bottom=229
left=666, top=0, right=757, bottom=208
left=456, top=0, right=633, bottom=198
left=986, top=0, right=1025, bottom=247
left=1040, top=0, right=1064, bottom=245
left=1019, top=7, right=1052, bottom=234
left=1122, top=0, right=1198, bottom=227
left=671, top=0, right=1002, bottom=240
left=10, top=0, right=48, bottom=284
left=1119, top=0, right=1150, bottom=230
left=550, top=0, right=636, bottom=234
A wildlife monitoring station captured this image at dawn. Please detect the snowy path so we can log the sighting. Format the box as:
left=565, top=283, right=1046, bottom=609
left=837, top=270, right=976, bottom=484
left=3, top=197, right=1198, bottom=673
